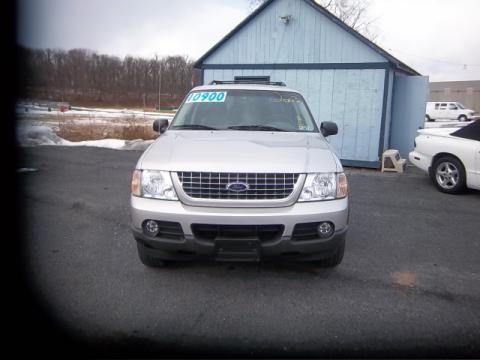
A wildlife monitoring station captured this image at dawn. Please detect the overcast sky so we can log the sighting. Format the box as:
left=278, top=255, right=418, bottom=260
left=17, top=0, right=480, bottom=81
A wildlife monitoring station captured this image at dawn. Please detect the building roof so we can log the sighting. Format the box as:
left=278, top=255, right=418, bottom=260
left=194, top=0, right=420, bottom=76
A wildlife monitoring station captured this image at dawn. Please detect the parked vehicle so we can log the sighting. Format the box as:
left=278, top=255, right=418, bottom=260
left=130, top=80, right=349, bottom=267
left=409, top=121, right=480, bottom=193
left=425, top=101, right=478, bottom=122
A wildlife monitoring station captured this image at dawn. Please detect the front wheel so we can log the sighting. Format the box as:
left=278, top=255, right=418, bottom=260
left=458, top=115, right=468, bottom=121
left=315, top=237, right=345, bottom=268
left=432, top=156, right=466, bottom=194
left=136, top=242, right=168, bottom=267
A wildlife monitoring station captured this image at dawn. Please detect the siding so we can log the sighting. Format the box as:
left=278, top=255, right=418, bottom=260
left=203, top=0, right=385, bottom=65
left=204, top=68, right=385, bottom=162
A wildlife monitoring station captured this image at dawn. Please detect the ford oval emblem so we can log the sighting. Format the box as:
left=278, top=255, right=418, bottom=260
left=226, top=182, right=250, bottom=192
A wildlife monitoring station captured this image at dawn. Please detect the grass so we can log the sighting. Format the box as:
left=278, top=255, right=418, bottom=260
left=56, top=121, right=158, bottom=141
left=18, top=111, right=161, bottom=141
left=18, top=106, right=167, bottom=141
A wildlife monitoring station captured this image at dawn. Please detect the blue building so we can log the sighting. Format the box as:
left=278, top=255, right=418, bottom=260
left=194, top=0, right=428, bottom=168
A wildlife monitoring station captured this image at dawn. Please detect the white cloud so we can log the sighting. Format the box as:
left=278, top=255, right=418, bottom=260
left=17, top=0, right=250, bottom=59
left=370, top=0, right=480, bottom=81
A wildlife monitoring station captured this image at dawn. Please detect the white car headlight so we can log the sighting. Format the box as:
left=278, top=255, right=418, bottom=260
left=131, top=170, right=178, bottom=200
left=298, top=172, right=348, bottom=202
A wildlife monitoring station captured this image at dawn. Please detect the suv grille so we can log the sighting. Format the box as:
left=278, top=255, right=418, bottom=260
left=192, top=224, right=284, bottom=242
left=177, top=172, right=300, bottom=200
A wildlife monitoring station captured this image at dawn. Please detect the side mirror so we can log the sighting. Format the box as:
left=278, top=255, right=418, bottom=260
left=320, top=121, right=338, bottom=137
left=153, top=118, right=169, bottom=134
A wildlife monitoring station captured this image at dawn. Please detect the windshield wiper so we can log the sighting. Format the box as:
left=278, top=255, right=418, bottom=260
left=171, top=124, right=218, bottom=130
left=227, top=125, right=286, bottom=132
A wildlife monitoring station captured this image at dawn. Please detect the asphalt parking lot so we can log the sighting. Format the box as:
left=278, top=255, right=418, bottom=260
left=18, top=146, right=480, bottom=357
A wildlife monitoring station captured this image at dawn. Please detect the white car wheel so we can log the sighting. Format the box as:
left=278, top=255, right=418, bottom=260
left=433, top=156, right=466, bottom=194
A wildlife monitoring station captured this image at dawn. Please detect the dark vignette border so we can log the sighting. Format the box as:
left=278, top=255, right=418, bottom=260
left=8, top=0, right=479, bottom=358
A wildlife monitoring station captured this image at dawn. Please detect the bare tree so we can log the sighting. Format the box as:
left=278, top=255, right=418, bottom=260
left=249, top=0, right=377, bottom=41
left=18, top=46, right=196, bottom=108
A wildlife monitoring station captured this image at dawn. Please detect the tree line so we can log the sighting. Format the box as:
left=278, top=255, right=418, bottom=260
left=18, top=46, right=199, bottom=108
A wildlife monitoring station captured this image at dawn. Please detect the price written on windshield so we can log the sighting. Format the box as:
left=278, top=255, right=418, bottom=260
left=186, top=91, right=227, bottom=103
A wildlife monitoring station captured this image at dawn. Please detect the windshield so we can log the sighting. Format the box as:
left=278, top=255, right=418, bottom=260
left=170, top=89, right=318, bottom=132
left=456, top=102, right=465, bottom=109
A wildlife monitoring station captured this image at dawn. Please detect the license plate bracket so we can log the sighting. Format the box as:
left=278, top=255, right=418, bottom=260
left=215, top=237, right=260, bottom=261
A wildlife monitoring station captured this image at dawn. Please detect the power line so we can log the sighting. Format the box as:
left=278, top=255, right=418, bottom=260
left=387, top=47, right=480, bottom=68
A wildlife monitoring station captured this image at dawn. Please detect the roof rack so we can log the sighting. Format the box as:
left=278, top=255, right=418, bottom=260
left=209, top=80, right=286, bottom=86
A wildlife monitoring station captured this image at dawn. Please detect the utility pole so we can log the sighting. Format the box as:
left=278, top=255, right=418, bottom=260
left=158, top=63, right=162, bottom=112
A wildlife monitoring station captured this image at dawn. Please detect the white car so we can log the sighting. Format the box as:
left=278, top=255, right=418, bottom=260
left=409, top=121, right=480, bottom=194
left=425, top=101, right=479, bottom=122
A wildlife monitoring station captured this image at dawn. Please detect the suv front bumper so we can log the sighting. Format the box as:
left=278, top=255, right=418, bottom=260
left=131, top=196, right=348, bottom=261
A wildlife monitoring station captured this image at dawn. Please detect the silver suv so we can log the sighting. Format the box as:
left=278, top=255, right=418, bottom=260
left=130, top=81, right=349, bottom=267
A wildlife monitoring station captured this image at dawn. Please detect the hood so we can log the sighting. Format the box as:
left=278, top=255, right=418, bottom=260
left=139, top=130, right=340, bottom=173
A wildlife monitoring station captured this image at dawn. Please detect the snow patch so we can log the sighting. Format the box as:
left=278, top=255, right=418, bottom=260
left=17, top=124, right=154, bottom=151
left=122, top=139, right=155, bottom=151
left=65, top=138, right=127, bottom=149
left=17, top=125, right=68, bottom=146
left=17, top=103, right=175, bottom=119
left=17, top=168, right=38, bottom=173
left=424, top=120, right=471, bottom=129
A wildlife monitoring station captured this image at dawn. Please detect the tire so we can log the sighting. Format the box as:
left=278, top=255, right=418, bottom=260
left=432, top=155, right=466, bottom=194
left=425, top=115, right=434, bottom=122
left=316, top=237, right=345, bottom=268
left=136, top=242, right=167, bottom=267
left=458, top=115, right=468, bottom=122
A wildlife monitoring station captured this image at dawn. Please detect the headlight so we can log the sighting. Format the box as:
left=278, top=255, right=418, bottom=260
left=131, top=170, right=178, bottom=200
left=298, top=172, right=348, bottom=202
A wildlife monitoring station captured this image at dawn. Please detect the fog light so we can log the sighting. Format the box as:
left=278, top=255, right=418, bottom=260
left=143, top=220, right=160, bottom=236
left=317, top=222, right=334, bottom=238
